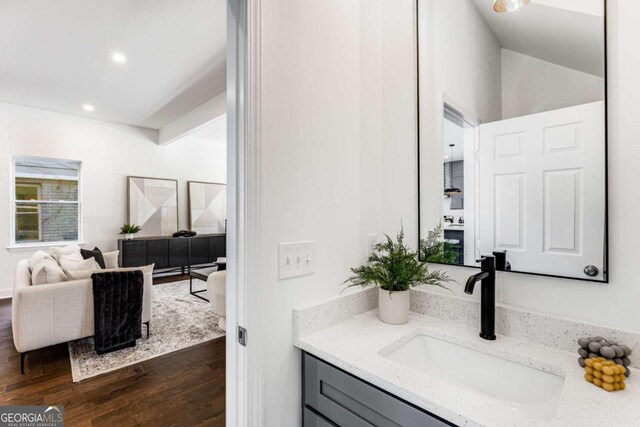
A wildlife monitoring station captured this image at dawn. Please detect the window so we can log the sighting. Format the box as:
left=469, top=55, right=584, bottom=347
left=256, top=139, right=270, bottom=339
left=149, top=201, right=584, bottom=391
left=11, top=156, right=82, bottom=246
left=15, top=183, right=42, bottom=242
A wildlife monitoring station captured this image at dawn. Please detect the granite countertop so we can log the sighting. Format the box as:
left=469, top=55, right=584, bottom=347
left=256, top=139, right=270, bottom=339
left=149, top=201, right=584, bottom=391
left=295, top=309, right=640, bottom=427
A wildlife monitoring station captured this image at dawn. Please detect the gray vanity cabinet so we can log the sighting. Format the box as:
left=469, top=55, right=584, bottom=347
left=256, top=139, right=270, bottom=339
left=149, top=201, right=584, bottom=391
left=302, top=352, right=454, bottom=427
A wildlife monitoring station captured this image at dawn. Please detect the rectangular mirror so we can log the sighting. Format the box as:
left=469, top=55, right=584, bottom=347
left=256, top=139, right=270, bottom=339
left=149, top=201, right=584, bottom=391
left=417, top=0, right=608, bottom=282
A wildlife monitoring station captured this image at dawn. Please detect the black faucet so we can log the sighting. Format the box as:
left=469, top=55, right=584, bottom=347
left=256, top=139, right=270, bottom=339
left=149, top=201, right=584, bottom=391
left=464, top=256, right=496, bottom=340
left=492, top=250, right=511, bottom=271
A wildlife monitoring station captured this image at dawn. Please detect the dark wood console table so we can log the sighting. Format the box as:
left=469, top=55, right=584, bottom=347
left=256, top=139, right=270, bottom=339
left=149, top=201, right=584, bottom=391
left=118, top=234, right=226, bottom=275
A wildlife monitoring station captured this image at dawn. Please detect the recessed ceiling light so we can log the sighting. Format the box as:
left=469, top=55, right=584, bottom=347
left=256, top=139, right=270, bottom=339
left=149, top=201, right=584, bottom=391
left=83, top=104, right=95, bottom=112
left=111, top=52, right=127, bottom=64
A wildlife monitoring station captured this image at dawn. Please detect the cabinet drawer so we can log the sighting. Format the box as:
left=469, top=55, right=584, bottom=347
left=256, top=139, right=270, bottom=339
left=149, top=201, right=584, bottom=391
left=147, top=239, right=169, bottom=269
left=303, top=408, right=336, bottom=427
left=303, top=352, right=453, bottom=427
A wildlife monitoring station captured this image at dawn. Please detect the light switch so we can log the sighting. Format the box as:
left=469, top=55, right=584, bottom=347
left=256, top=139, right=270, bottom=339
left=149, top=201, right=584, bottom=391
left=278, top=241, right=316, bottom=280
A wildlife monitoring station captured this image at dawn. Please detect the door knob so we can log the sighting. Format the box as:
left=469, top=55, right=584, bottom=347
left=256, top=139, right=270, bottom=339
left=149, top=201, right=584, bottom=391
left=583, top=265, right=599, bottom=277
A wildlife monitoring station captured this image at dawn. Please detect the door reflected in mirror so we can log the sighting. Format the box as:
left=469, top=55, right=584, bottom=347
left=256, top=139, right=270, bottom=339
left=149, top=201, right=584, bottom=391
left=417, top=0, right=607, bottom=282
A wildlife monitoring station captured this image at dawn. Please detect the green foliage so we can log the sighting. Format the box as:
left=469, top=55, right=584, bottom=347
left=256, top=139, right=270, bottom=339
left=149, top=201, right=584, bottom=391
left=120, top=224, right=141, bottom=234
left=343, top=226, right=452, bottom=293
left=420, top=224, right=458, bottom=264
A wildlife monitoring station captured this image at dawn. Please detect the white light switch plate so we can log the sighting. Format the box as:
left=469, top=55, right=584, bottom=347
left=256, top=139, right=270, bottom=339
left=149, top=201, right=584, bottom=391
left=278, top=241, right=316, bottom=280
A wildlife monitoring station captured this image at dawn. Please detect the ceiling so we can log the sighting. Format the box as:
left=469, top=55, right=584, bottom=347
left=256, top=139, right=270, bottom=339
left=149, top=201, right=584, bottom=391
left=0, top=0, right=226, bottom=129
left=472, top=0, right=605, bottom=77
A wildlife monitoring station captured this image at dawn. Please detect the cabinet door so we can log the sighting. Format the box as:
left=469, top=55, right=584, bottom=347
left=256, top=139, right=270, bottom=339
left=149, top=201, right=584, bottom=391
left=208, top=235, right=226, bottom=261
left=190, top=237, right=210, bottom=265
left=147, top=239, right=169, bottom=269
left=168, top=238, right=190, bottom=268
left=303, top=353, right=453, bottom=427
left=119, top=240, right=147, bottom=267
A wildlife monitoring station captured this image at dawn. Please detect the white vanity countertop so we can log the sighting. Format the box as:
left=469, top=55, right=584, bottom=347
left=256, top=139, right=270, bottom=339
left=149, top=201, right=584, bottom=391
left=295, top=309, right=640, bottom=427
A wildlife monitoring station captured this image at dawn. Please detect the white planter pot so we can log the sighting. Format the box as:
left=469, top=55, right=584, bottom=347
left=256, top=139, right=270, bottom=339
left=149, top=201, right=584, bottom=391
left=378, top=288, right=410, bottom=325
left=124, top=233, right=135, bottom=240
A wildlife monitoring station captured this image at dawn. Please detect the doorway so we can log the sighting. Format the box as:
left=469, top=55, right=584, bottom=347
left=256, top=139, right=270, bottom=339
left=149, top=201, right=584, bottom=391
left=442, top=102, right=480, bottom=266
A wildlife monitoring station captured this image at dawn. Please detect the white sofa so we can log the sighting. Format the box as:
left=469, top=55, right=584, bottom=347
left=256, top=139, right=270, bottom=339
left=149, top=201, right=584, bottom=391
left=207, top=270, right=226, bottom=331
left=12, top=259, right=153, bottom=373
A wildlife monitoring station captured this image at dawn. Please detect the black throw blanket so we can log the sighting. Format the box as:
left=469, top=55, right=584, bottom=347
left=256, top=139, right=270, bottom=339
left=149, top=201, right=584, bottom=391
left=92, top=270, right=144, bottom=355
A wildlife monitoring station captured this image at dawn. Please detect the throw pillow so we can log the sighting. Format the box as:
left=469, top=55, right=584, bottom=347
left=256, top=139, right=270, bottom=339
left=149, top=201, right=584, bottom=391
left=102, top=250, right=119, bottom=269
left=28, top=250, right=55, bottom=271
left=31, top=258, right=67, bottom=285
left=65, top=264, right=155, bottom=281
left=59, top=256, right=99, bottom=272
left=81, top=247, right=106, bottom=269
left=50, top=244, right=82, bottom=262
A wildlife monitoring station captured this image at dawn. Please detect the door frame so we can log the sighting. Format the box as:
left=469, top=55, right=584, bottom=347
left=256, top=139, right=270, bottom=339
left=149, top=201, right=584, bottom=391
left=227, top=0, right=263, bottom=425
left=442, top=100, right=481, bottom=266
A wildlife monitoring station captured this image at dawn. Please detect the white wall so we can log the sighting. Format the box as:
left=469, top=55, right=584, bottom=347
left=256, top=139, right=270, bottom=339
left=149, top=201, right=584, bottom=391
left=256, top=0, right=416, bottom=425
left=0, top=102, right=226, bottom=297
left=419, top=0, right=502, bottom=235
left=501, top=49, right=605, bottom=119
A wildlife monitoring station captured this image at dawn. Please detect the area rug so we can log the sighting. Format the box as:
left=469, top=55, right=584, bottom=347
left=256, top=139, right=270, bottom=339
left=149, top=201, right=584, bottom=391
left=68, top=279, right=225, bottom=382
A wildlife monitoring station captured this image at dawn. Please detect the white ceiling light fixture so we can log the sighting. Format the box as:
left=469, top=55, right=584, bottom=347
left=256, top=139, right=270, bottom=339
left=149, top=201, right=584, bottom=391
left=493, top=0, right=531, bottom=13
left=111, top=52, right=128, bottom=64
left=83, top=104, right=95, bottom=112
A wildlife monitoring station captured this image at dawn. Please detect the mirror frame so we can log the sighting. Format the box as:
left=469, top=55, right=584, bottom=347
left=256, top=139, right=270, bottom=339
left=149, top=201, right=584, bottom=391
left=415, top=0, right=609, bottom=283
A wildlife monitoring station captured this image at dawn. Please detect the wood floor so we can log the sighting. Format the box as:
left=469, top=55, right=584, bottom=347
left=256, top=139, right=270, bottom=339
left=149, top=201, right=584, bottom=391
left=0, top=282, right=226, bottom=426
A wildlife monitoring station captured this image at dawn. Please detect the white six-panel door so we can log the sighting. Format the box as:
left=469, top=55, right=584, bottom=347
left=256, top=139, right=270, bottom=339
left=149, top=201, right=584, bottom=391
left=478, top=101, right=605, bottom=280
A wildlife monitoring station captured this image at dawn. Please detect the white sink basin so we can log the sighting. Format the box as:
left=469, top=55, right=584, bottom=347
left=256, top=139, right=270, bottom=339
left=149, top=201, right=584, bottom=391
left=384, top=335, right=565, bottom=420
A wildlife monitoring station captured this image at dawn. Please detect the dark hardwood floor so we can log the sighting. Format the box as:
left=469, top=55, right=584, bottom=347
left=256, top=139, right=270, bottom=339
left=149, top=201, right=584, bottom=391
left=0, top=281, right=226, bottom=426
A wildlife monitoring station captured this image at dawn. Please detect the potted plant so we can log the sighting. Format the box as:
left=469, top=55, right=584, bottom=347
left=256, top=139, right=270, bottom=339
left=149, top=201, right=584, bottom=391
left=419, top=223, right=458, bottom=264
left=120, top=224, right=141, bottom=240
left=343, top=226, right=452, bottom=325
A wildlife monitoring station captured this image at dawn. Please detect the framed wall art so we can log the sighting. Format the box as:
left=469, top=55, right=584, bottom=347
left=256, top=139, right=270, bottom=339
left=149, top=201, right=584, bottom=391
left=127, top=176, right=179, bottom=237
left=188, top=181, right=226, bottom=234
